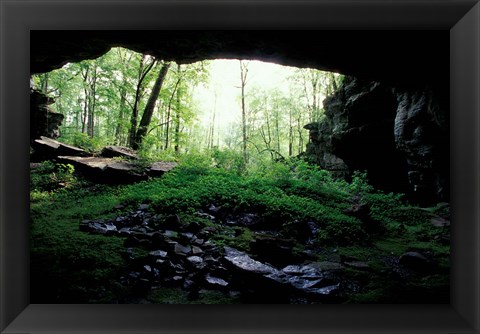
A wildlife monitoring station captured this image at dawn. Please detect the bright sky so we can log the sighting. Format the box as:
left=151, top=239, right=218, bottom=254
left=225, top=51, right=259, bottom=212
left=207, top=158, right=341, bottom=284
left=193, top=59, right=296, bottom=129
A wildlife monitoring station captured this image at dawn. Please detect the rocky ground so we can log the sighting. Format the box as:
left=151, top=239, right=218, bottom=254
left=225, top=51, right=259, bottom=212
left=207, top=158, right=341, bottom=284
left=79, top=202, right=450, bottom=304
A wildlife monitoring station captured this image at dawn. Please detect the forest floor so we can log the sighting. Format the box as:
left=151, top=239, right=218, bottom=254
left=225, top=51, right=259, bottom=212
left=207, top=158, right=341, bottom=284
left=30, top=156, right=450, bottom=304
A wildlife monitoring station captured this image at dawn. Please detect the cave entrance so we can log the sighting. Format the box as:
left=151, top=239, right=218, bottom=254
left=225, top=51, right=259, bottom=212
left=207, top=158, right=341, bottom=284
left=31, top=48, right=344, bottom=172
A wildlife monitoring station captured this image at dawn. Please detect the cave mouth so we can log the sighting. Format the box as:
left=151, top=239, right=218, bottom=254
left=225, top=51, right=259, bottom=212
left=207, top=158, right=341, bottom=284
left=31, top=49, right=343, bottom=163
left=30, top=30, right=450, bottom=203
left=28, top=32, right=451, bottom=305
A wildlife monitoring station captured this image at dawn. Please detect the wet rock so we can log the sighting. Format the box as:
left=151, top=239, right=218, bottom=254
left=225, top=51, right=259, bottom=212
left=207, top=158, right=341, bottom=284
left=80, top=220, right=117, bottom=235
left=196, top=212, right=216, bottom=220
left=149, top=250, right=168, bottom=259
left=163, top=230, right=179, bottom=239
left=179, top=232, right=195, bottom=243
left=174, top=243, right=192, bottom=256
left=226, top=213, right=262, bottom=228
left=186, top=256, right=206, bottom=270
left=205, top=274, right=229, bottom=288
left=184, top=221, right=205, bottom=234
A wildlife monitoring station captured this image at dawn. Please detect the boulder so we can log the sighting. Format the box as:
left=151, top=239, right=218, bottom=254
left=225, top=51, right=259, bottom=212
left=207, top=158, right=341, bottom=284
left=399, top=251, right=436, bottom=274
left=223, top=247, right=343, bottom=302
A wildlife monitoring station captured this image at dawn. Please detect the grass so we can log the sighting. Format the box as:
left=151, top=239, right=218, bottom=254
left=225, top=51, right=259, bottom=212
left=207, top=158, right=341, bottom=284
left=30, top=155, right=450, bottom=303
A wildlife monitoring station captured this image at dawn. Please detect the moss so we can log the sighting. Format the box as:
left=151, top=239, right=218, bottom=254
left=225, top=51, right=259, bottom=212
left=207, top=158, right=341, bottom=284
left=147, top=287, right=240, bottom=304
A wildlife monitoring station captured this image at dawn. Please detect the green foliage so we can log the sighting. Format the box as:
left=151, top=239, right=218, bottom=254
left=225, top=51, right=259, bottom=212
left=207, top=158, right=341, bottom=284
left=30, top=161, right=78, bottom=192
left=62, top=132, right=106, bottom=152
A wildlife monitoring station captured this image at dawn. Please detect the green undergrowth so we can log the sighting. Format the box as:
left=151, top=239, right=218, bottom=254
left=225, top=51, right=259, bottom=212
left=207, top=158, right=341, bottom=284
left=30, top=155, right=450, bottom=303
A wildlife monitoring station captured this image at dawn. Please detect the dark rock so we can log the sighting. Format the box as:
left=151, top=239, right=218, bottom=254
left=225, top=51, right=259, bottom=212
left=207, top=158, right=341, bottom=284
left=227, top=213, right=260, bottom=228
left=147, top=161, right=178, bottom=177
left=179, top=232, right=195, bottom=243
left=100, top=145, right=139, bottom=160
left=343, top=203, right=384, bottom=234
left=196, top=212, right=216, bottom=221
left=184, top=221, right=205, bottom=234
left=32, top=136, right=90, bottom=160
left=399, top=251, right=436, bottom=273
left=186, top=256, right=206, bottom=270
left=79, top=220, right=117, bottom=235
left=343, top=261, right=372, bottom=271
left=205, top=274, right=229, bottom=289
left=249, top=236, right=302, bottom=267
left=30, top=90, right=64, bottom=146
left=207, top=204, right=220, bottom=213
left=164, top=214, right=182, bottom=230
left=284, top=220, right=320, bottom=244
left=149, top=250, right=168, bottom=259
left=118, top=227, right=133, bottom=236
left=191, top=246, right=204, bottom=255
left=174, top=243, right=192, bottom=256
left=303, top=76, right=448, bottom=204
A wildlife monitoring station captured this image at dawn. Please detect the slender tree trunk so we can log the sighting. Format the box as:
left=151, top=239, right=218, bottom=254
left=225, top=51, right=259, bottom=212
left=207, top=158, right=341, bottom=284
left=87, top=65, right=97, bottom=138
left=174, top=65, right=182, bottom=154
left=240, top=61, right=249, bottom=165
left=288, top=109, right=294, bottom=157
left=115, top=86, right=127, bottom=145
left=164, top=74, right=182, bottom=150
left=133, top=61, right=170, bottom=150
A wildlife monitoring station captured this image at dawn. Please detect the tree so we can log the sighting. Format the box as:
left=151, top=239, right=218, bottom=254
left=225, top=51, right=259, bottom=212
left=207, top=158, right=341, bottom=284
left=132, top=61, right=171, bottom=150
left=239, top=60, right=249, bottom=166
left=128, top=54, right=156, bottom=148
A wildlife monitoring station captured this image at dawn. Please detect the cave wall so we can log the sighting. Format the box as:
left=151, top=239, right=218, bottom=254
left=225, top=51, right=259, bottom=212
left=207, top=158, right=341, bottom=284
left=30, top=79, right=64, bottom=142
left=304, top=76, right=449, bottom=204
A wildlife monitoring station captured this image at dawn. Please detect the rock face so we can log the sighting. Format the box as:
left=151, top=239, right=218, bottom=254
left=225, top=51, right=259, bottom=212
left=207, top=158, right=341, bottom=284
left=30, top=90, right=64, bottom=141
left=304, top=76, right=449, bottom=204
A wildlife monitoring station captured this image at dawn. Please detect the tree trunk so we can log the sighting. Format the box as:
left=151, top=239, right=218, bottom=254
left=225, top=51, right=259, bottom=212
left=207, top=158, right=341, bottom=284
left=240, top=61, right=249, bottom=166
left=129, top=54, right=155, bottom=148
left=132, top=61, right=170, bottom=150
left=87, top=65, right=97, bottom=138
left=174, top=65, right=182, bottom=154
left=115, top=86, right=127, bottom=145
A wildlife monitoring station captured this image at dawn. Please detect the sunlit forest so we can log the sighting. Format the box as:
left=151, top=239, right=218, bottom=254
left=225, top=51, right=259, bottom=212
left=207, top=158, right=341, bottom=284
left=30, top=47, right=450, bottom=304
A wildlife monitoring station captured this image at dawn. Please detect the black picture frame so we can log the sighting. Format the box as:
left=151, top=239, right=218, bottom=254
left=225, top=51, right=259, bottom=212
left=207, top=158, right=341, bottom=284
left=1, top=0, right=479, bottom=333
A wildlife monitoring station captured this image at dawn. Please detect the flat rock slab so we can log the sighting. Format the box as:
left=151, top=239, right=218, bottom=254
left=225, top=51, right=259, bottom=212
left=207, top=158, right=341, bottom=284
left=58, top=156, right=133, bottom=171
left=148, top=162, right=178, bottom=176
left=32, top=136, right=91, bottom=157
left=101, top=146, right=139, bottom=160
left=57, top=156, right=176, bottom=184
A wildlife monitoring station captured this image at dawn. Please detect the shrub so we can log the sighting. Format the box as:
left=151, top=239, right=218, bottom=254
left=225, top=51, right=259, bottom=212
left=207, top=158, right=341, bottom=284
left=30, top=161, right=78, bottom=192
